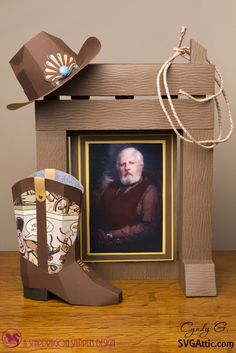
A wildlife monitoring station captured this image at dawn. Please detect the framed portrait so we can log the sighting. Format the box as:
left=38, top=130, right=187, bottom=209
left=78, top=133, right=175, bottom=262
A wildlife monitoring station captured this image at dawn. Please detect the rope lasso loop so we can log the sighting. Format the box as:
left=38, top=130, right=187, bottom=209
left=156, top=26, right=234, bottom=149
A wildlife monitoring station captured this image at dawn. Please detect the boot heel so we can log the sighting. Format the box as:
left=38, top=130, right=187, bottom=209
left=23, top=287, right=52, bottom=301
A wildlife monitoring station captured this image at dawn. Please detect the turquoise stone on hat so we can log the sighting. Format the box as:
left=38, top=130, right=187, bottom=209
left=59, top=65, right=70, bottom=77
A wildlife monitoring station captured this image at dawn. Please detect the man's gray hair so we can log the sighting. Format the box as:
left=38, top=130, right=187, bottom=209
left=116, top=147, right=144, bottom=167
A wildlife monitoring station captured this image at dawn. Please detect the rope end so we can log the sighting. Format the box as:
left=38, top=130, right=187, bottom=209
left=177, top=26, right=187, bottom=48
left=181, top=26, right=187, bottom=35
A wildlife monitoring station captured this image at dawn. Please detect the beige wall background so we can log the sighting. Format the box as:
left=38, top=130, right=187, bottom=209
left=0, top=0, right=235, bottom=250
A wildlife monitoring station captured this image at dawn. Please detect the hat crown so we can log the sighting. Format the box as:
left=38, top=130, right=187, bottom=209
left=10, top=31, right=78, bottom=100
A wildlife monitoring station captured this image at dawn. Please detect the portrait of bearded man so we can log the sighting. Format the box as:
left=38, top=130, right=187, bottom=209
left=92, top=146, right=162, bottom=253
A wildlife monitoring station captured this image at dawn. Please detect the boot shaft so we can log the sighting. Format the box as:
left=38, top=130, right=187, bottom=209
left=12, top=170, right=83, bottom=274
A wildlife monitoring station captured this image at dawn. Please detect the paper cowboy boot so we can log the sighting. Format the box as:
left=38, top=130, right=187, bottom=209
left=12, top=169, right=122, bottom=305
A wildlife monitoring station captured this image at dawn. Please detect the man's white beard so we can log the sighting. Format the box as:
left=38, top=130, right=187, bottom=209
left=120, top=174, right=142, bottom=186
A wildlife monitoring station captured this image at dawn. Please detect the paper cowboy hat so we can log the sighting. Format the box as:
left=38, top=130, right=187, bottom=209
left=7, top=31, right=101, bottom=110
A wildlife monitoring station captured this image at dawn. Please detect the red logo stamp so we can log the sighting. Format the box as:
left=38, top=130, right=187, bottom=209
left=2, top=328, right=22, bottom=348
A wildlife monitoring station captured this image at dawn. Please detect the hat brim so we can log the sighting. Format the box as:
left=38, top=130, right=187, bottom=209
left=7, top=36, right=101, bottom=110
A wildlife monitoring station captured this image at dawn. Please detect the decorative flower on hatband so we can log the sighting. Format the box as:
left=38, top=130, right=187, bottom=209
left=44, top=53, right=78, bottom=86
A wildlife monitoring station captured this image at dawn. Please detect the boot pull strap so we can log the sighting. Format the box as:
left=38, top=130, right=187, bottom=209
left=35, top=177, right=46, bottom=202
left=45, top=168, right=56, bottom=180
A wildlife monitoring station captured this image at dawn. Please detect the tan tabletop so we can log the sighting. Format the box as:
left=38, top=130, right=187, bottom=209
left=0, top=251, right=235, bottom=352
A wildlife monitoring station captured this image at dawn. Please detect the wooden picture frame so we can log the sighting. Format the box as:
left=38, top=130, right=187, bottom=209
left=35, top=39, right=217, bottom=296
left=77, top=133, right=174, bottom=262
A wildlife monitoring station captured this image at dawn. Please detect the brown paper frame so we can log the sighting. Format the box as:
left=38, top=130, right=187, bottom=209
left=78, top=133, right=175, bottom=262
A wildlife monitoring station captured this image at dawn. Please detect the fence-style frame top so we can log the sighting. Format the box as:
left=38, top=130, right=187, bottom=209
left=35, top=40, right=216, bottom=297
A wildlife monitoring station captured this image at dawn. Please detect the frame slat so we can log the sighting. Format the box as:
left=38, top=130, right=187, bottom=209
left=36, top=99, right=214, bottom=131
left=50, top=63, right=215, bottom=96
left=36, top=131, right=67, bottom=170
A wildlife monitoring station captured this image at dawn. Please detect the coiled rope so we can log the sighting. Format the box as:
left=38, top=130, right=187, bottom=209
left=156, top=26, right=233, bottom=149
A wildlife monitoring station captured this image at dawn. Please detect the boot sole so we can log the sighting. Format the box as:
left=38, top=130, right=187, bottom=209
left=24, top=287, right=53, bottom=301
